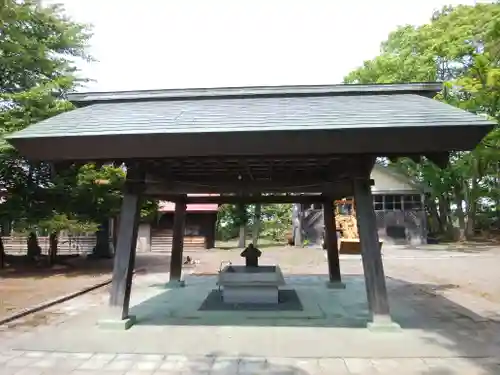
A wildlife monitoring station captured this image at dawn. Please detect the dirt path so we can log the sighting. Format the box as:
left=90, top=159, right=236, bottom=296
left=0, top=258, right=113, bottom=320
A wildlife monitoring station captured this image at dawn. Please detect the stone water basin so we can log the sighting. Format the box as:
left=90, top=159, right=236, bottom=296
left=218, top=265, right=286, bottom=304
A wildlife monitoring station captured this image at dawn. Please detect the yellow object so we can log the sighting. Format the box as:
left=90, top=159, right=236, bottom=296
left=334, top=198, right=358, bottom=240
left=334, top=198, right=361, bottom=254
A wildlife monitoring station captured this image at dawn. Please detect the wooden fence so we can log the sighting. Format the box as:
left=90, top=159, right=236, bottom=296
left=2, top=235, right=100, bottom=256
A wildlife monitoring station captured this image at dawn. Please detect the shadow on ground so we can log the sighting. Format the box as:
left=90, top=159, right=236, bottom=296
left=188, top=352, right=312, bottom=375
left=128, top=273, right=500, bottom=374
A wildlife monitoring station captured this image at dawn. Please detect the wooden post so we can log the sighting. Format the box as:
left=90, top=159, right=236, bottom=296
left=103, top=178, right=143, bottom=329
left=354, top=178, right=399, bottom=330
left=323, top=197, right=344, bottom=288
left=204, top=213, right=216, bottom=249
left=169, top=197, right=187, bottom=285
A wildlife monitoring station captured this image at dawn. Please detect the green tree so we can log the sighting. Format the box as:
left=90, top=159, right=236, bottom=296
left=0, top=1, right=158, bottom=261
left=260, top=204, right=292, bottom=243
left=216, top=204, right=250, bottom=244
left=216, top=203, right=292, bottom=244
left=0, top=0, right=92, bottom=229
left=345, top=3, right=500, bottom=240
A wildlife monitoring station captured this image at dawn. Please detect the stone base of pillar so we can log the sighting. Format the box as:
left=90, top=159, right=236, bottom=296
left=164, top=280, right=186, bottom=288
left=98, top=315, right=136, bottom=330
left=367, top=315, right=401, bottom=332
left=325, top=281, right=346, bottom=289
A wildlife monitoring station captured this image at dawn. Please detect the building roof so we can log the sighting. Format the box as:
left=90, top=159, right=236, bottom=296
left=5, top=83, right=495, bottom=161
left=371, top=163, right=430, bottom=194
left=158, top=194, right=219, bottom=212
left=65, top=82, right=442, bottom=105
left=158, top=201, right=219, bottom=212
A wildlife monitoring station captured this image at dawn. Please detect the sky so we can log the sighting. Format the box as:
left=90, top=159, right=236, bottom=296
left=44, top=0, right=480, bottom=92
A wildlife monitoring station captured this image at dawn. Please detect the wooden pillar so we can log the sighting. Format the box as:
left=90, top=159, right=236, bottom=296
left=169, top=197, right=187, bottom=283
left=323, top=197, right=343, bottom=287
left=204, top=213, right=216, bottom=249
left=354, top=178, right=399, bottom=330
left=105, top=177, right=143, bottom=328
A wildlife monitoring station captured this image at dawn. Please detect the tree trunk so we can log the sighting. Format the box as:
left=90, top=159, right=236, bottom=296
left=438, top=196, right=453, bottom=236
left=454, top=193, right=466, bottom=242
left=236, top=203, right=247, bottom=248
left=48, top=231, right=58, bottom=266
left=465, top=201, right=477, bottom=239
left=93, top=219, right=111, bottom=258
left=27, top=232, right=41, bottom=260
left=294, top=203, right=304, bottom=247
left=252, top=203, right=261, bottom=245
left=238, top=224, right=246, bottom=248
left=426, top=197, right=440, bottom=233
left=0, top=237, right=5, bottom=269
left=465, top=177, right=479, bottom=239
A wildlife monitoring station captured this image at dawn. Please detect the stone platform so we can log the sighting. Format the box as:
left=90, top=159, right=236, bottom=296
left=218, top=265, right=285, bottom=304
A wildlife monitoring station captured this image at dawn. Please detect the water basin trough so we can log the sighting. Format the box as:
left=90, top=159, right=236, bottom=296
left=217, top=265, right=286, bottom=304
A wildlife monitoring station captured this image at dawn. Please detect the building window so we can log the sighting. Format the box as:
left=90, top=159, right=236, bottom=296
left=384, top=195, right=402, bottom=210
left=373, top=195, right=384, bottom=211
left=337, top=202, right=353, bottom=215
left=372, top=194, right=422, bottom=211
left=403, top=194, right=422, bottom=210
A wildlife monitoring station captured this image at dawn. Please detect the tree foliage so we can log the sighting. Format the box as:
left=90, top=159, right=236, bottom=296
left=216, top=203, right=292, bottom=243
left=345, top=3, right=500, bottom=240
left=0, top=1, right=92, bottom=231
left=0, top=1, right=157, bottom=261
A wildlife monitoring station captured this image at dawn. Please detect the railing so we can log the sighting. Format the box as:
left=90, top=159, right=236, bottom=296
left=2, top=235, right=98, bottom=256
left=303, top=209, right=324, bottom=229
left=300, top=208, right=325, bottom=245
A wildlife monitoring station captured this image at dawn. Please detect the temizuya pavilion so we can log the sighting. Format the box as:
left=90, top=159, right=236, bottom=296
left=6, top=83, right=494, bottom=330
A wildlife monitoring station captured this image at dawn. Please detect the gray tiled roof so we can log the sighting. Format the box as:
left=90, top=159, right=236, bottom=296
left=7, top=93, right=495, bottom=139
left=67, top=82, right=442, bottom=104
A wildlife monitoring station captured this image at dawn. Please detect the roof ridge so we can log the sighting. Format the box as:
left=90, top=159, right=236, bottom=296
left=67, top=83, right=442, bottom=105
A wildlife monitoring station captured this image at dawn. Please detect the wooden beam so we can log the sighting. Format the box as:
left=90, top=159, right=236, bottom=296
left=144, top=180, right=355, bottom=197
left=142, top=156, right=373, bottom=180
left=157, top=194, right=330, bottom=204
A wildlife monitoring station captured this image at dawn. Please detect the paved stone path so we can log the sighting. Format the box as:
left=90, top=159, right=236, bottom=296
left=1, top=244, right=500, bottom=374
left=1, top=350, right=499, bottom=374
